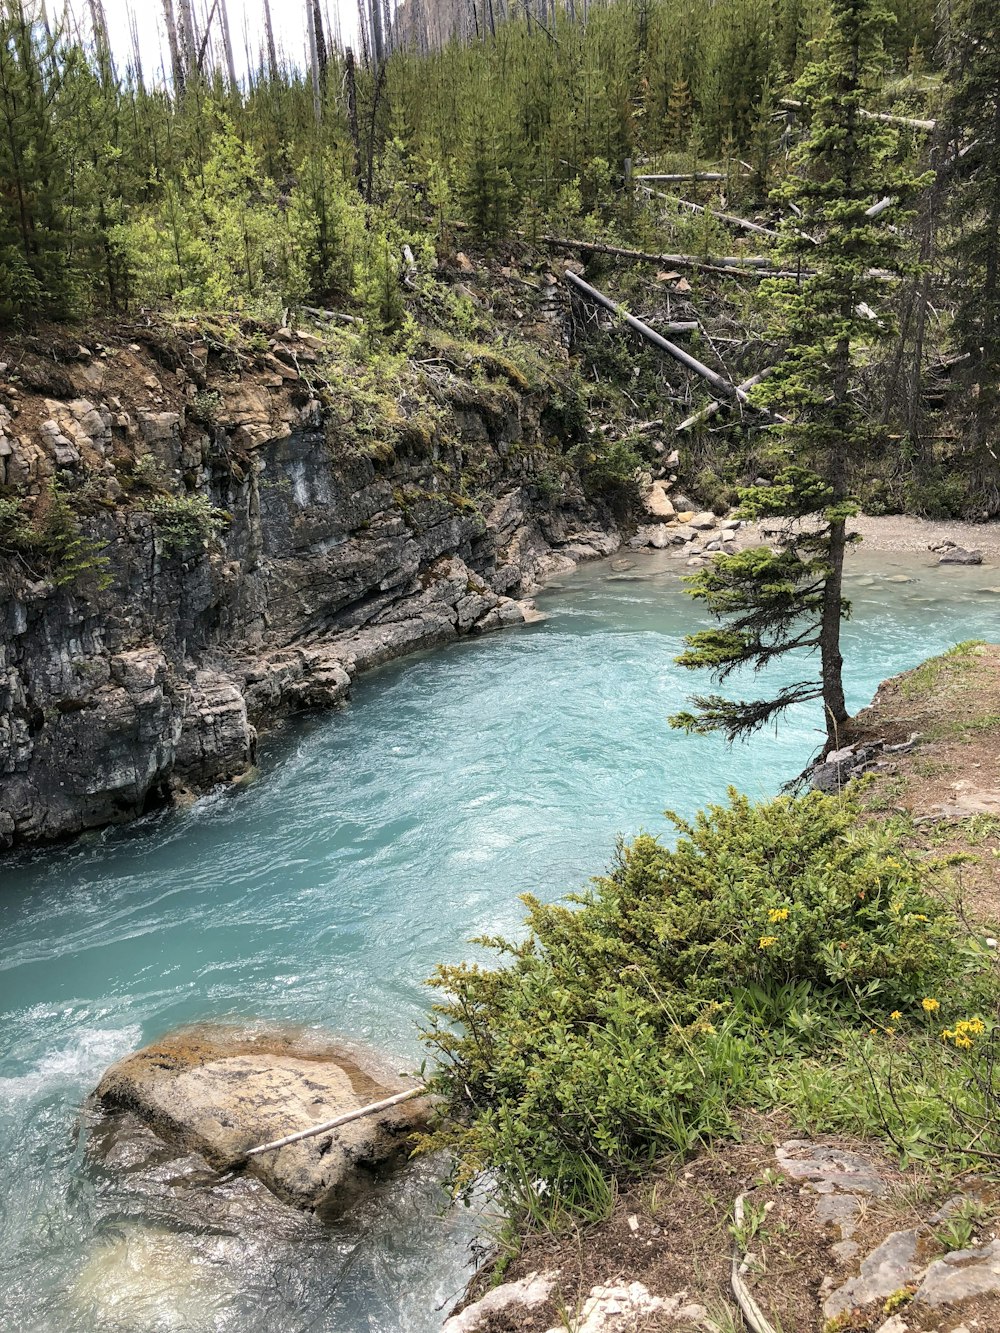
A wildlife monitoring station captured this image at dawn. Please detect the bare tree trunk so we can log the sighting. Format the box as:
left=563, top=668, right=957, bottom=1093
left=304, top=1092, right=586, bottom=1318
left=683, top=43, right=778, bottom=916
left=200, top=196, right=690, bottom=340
left=305, top=0, right=322, bottom=122
left=176, top=0, right=197, bottom=82
left=161, top=0, right=185, bottom=91
left=128, top=0, right=145, bottom=87
left=261, top=0, right=278, bottom=77
left=356, top=0, right=372, bottom=66
left=369, top=0, right=384, bottom=66
left=325, top=1, right=341, bottom=53
left=217, top=0, right=237, bottom=87
left=311, top=1, right=328, bottom=82
left=345, top=47, right=361, bottom=180
left=382, top=0, right=393, bottom=54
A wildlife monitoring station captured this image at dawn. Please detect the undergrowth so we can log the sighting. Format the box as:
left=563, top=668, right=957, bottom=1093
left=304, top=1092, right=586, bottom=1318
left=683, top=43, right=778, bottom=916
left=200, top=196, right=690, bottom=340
left=420, top=789, right=1000, bottom=1230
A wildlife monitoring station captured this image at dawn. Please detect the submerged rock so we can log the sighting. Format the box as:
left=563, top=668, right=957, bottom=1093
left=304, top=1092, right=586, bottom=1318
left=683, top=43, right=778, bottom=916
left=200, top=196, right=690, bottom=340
left=95, top=1025, right=429, bottom=1216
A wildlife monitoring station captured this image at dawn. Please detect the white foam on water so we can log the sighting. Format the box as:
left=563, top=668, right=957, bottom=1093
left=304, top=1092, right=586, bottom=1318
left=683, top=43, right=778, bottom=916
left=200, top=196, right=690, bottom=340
left=0, top=1026, right=141, bottom=1107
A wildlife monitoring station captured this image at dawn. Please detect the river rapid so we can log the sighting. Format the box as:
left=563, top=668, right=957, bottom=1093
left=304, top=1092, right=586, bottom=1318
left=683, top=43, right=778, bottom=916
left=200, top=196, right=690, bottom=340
left=1, top=546, right=998, bottom=1332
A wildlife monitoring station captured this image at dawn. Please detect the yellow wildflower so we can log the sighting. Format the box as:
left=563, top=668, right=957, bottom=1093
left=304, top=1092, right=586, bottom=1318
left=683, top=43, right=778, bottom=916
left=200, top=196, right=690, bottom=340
left=955, top=1034, right=974, bottom=1050
left=911, top=914, right=928, bottom=923
left=886, top=1026, right=895, bottom=1035
left=891, top=1011, right=902, bottom=1021
left=758, top=936, right=778, bottom=950
left=768, top=908, right=789, bottom=923
left=922, top=997, right=940, bottom=1013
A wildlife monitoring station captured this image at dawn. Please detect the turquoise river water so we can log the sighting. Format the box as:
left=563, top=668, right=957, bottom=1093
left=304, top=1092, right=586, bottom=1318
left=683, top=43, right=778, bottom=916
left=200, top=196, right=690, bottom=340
left=1, top=545, right=998, bottom=1332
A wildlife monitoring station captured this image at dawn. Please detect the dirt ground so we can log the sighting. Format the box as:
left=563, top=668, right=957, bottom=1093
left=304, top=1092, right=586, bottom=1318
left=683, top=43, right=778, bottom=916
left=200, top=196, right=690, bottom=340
left=854, top=641, right=1000, bottom=931
left=455, top=1114, right=967, bottom=1333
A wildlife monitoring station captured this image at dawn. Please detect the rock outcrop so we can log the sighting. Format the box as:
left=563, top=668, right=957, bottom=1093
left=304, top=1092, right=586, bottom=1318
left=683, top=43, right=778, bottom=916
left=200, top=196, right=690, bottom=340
left=0, top=326, right=619, bottom=847
left=95, top=1025, right=429, bottom=1215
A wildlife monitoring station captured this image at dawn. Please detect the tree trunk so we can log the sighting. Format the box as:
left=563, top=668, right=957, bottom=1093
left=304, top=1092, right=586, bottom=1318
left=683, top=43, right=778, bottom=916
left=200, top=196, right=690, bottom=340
left=345, top=46, right=360, bottom=182
left=261, top=0, right=278, bottom=77
left=161, top=0, right=185, bottom=91
left=369, top=0, right=384, bottom=66
left=311, top=1, right=328, bottom=82
left=176, top=0, right=197, bottom=82
left=305, top=0, right=322, bottom=122
left=819, top=518, right=849, bottom=750
left=217, top=0, right=237, bottom=87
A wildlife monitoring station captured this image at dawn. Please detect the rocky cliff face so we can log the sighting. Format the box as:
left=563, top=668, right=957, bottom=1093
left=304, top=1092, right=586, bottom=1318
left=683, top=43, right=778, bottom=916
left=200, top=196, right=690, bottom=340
left=0, top=324, right=618, bottom=849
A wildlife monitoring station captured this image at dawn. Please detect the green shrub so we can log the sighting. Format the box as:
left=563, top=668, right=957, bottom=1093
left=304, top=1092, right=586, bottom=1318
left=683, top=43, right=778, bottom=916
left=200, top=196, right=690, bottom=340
left=143, top=493, right=229, bottom=552
left=421, top=790, right=990, bottom=1221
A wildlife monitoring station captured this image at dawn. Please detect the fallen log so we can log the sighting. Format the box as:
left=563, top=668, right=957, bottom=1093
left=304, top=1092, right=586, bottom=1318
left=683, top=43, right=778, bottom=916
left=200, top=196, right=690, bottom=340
left=675, top=366, right=776, bottom=433
left=304, top=306, right=360, bottom=324
left=544, top=235, right=895, bottom=283
left=640, top=185, right=780, bottom=240
left=634, top=171, right=728, bottom=183
left=542, top=235, right=798, bottom=277
left=780, top=97, right=936, bottom=132
left=865, top=196, right=894, bottom=219
left=564, top=271, right=746, bottom=401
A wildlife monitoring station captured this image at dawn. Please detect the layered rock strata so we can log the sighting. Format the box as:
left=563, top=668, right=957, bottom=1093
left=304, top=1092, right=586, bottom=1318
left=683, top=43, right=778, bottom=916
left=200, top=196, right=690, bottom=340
left=0, top=328, right=618, bottom=847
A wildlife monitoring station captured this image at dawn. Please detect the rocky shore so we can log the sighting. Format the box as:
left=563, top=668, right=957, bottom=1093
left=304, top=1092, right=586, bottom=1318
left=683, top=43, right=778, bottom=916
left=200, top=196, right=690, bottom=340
left=0, top=324, right=619, bottom=849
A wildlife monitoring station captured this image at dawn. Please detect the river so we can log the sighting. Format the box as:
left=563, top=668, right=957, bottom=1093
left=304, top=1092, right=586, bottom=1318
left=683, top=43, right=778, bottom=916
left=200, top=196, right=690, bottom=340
left=1, top=545, right=998, bottom=1331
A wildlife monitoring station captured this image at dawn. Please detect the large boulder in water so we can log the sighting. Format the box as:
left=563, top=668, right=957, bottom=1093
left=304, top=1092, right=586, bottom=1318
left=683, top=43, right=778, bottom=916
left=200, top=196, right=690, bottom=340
left=95, top=1024, right=430, bottom=1215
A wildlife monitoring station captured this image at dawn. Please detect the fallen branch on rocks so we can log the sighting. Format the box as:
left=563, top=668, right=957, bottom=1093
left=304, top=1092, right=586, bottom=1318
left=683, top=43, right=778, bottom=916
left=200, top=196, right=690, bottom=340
left=230, top=1085, right=425, bottom=1166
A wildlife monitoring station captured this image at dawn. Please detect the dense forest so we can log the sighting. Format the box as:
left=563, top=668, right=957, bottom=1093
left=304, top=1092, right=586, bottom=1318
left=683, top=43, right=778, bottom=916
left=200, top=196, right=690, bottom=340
left=1, top=0, right=998, bottom=739
left=1, top=0, right=997, bottom=519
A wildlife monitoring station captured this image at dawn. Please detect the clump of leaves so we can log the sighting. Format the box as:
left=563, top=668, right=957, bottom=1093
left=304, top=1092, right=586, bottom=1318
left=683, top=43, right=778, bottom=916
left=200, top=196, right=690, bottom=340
left=142, top=493, right=229, bottom=553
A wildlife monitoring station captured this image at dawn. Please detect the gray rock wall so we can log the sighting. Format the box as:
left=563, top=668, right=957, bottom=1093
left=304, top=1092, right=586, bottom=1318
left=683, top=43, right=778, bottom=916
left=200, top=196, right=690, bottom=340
left=0, top=330, right=618, bottom=848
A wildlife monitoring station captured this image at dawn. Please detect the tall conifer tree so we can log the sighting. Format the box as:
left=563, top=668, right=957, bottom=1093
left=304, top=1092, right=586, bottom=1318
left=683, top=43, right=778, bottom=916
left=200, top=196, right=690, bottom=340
left=671, top=0, right=925, bottom=750
left=946, top=0, right=1000, bottom=455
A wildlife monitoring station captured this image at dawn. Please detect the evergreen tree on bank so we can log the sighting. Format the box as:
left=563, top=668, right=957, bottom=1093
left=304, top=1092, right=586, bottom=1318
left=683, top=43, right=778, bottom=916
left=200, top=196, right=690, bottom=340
left=670, top=0, right=925, bottom=750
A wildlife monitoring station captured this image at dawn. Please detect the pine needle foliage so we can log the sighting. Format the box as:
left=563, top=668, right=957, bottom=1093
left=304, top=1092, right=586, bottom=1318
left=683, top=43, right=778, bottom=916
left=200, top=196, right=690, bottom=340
left=670, top=0, right=929, bottom=748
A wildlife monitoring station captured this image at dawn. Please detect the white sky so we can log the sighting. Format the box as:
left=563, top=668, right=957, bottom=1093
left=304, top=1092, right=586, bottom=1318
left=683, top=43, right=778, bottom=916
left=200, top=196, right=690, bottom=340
left=95, top=0, right=358, bottom=82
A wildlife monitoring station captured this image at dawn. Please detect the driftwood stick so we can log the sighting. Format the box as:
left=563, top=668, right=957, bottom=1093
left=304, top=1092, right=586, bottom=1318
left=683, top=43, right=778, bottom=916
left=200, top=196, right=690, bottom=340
left=675, top=366, right=776, bottom=432
left=243, top=1086, right=424, bottom=1159
left=564, top=272, right=744, bottom=400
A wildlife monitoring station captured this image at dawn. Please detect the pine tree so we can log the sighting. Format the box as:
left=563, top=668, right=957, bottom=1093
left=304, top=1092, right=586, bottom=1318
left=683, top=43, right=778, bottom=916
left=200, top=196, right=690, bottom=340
left=0, top=4, right=75, bottom=323
left=946, top=0, right=1000, bottom=454
left=670, top=0, right=926, bottom=750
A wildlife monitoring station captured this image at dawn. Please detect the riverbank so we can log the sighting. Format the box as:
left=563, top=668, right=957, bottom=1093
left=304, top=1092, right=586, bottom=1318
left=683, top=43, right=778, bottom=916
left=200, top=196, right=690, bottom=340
left=439, top=644, right=1000, bottom=1333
